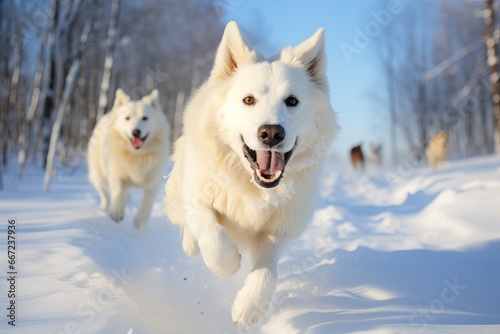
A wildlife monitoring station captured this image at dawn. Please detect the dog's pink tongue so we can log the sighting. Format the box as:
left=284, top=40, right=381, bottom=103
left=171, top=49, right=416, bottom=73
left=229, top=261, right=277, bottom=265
left=131, top=138, right=143, bottom=149
left=256, top=151, right=284, bottom=175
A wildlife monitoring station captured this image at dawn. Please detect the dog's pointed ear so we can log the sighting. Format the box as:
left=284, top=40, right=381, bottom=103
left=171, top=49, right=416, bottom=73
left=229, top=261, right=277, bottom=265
left=211, top=21, right=256, bottom=79
left=114, top=88, right=129, bottom=109
left=282, top=28, right=328, bottom=89
left=143, top=89, right=159, bottom=108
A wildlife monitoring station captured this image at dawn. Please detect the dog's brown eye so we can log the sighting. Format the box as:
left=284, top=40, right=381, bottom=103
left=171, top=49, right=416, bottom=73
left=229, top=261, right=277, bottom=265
left=125, top=116, right=130, bottom=121
left=285, top=96, right=299, bottom=107
left=243, top=96, right=255, bottom=106
left=142, top=116, right=148, bottom=121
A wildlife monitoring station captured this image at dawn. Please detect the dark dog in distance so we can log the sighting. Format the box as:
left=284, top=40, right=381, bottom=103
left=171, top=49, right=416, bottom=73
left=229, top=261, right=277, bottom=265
left=350, top=144, right=364, bottom=170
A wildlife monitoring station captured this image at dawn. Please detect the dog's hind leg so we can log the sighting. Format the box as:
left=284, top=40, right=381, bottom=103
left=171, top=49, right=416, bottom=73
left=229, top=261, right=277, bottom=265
left=90, top=177, right=109, bottom=211
left=97, top=188, right=109, bottom=211
left=89, top=169, right=109, bottom=211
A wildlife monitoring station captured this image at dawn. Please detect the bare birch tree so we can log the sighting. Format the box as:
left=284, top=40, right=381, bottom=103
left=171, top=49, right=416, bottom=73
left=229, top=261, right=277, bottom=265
left=483, top=0, right=500, bottom=154
left=18, top=22, right=51, bottom=177
left=0, top=0, right=234, bottom=189
left=40, top=0, right=59, bottom=170
left=375, top=0, right=498, bottom=160
left=0, top=0, right=10, bottom=169
left=44, top=21, right=92, bottom=191
left=7, top=37, right=21, bottom=153
left=96, top=0, right=121, bottom=120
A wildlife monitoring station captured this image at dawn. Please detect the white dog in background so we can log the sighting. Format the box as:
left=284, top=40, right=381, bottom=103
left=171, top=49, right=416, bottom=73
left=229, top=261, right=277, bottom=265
left=164, top=21, right=337, bottom=326
left=88, top=89, right=170, bottom=229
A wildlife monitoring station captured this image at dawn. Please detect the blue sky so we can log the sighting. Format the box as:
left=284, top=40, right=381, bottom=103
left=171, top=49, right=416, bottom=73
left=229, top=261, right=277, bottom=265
left=224, top=0, right=413, bottom=163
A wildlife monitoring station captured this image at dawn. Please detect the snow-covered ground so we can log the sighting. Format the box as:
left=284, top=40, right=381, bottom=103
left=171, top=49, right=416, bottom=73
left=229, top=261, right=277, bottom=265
left=1, top=155, right=500, bottom=333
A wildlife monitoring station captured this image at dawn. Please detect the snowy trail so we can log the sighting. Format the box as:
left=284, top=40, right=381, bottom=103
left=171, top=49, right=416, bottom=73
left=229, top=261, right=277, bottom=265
left=1, top=173, right=243, bottom=333
left=1, top=156, right=500, bottom=333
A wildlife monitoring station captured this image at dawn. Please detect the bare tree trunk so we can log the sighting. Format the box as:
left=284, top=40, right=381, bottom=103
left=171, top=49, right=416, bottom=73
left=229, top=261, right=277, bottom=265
left=88, top=55, right=100, bottom=132
left=0, top=0, right=3, bottom=188
left=44, top=21, right=91, bottom=191
left=0, top=0, right=10, bottom=168
left=478, top=76, right=491, bottom=154
left=18, top=25, right=51, bottom=177
left=484, top=0, right=500, bottom=154
left=5, top=35, right=21, bottom=163
left=54, top=0, right=81, bottom=109
left=96, top=0, right=121, bottom=120
left=417, top=78, right=429, bottom=156
left=42, top=0, right=59, bottom=170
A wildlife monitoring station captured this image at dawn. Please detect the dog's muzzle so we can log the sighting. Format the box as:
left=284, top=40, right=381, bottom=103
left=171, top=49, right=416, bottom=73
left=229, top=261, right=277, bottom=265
left=242, top=136, right=296, bottom=189
left=130, top=129, right=149, bottom=150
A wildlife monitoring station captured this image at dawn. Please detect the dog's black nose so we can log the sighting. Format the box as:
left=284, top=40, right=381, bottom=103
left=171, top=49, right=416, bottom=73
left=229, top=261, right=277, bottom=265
left=132, top=129, right=141, bottom=138
left=258, top=124, right=285, bottom=147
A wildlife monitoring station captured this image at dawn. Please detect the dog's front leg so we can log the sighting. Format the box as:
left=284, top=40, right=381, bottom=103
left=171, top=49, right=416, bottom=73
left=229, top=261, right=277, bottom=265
left=108, top=178, right=126, bottom=222
left=134, top=184, right=160, bottom=229
left=232, top=235, right=282, bottom=327
left=184, top=207, right=240, bottom=277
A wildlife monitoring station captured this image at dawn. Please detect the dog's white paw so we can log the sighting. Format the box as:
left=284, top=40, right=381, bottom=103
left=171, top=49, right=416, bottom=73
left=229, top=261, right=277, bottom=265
left=109, top=199, right=125, bottom=222
left=232, top=285, right=272, bottom=327
left=198, top=227, right=240, bottom=277
left=232, top=268, right=276, bottom=327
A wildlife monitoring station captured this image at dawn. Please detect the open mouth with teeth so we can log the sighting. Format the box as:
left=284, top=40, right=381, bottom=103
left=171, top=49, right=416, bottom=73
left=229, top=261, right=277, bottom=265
left=242, top=138, right=296, bottom=189
left=130, top=134, right=149, bottom=149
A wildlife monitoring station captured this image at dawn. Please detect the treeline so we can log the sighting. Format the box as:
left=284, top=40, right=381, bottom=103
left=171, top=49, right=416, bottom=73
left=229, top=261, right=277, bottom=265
left=0, top=0, right=232, bottom=189
left=377, top=0, right=500, bottom=163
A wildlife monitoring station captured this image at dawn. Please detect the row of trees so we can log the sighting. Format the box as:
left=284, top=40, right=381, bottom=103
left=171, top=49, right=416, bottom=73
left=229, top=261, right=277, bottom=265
left=0, top=0, right=232, bottom=190
left=377, top=0, right=500, bottom=163
left=4, top=0, right=500, bottom=189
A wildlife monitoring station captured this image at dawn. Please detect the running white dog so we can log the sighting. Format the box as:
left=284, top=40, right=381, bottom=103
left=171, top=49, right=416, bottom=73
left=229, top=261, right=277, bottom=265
left=164, top=21, right=337, bottom=326
left=88, top=89, right=170, bottom=229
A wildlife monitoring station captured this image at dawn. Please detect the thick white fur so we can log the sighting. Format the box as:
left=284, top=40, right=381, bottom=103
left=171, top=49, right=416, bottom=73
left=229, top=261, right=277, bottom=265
left=88, top=89, right=170, bottom=229
left=426, top=131, right=449, bottom=169
left=164, top=21, right=336, bottom=326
